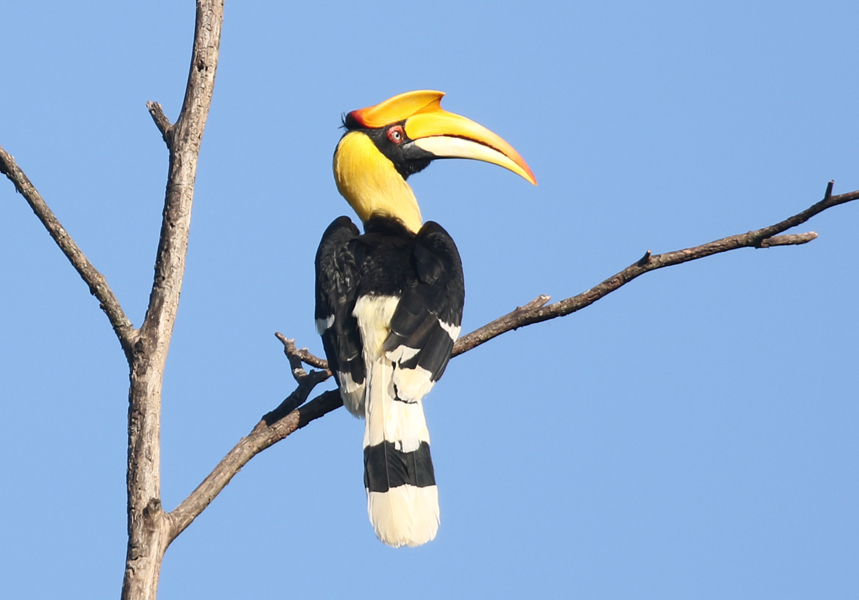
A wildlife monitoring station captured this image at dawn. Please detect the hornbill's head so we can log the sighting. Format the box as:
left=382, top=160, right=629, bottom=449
left=333, top=90, right=536, bottom=233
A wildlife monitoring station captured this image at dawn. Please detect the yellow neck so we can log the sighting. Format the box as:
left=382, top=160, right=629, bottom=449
left=333, top=131, right=423, bottom=233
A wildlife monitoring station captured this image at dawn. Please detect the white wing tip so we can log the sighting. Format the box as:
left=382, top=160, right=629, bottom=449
left=336, top=372, right=365, bottom=417
left=315, top=315, right=335, bottom=335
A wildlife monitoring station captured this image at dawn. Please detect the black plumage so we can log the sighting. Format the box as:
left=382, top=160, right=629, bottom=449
left=315, top=217, right=365, bottom=402
left=315, top=215, right=464, bottom=407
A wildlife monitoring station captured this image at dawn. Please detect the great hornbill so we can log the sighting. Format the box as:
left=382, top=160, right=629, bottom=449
left=315, top=90, right=535, bottom=547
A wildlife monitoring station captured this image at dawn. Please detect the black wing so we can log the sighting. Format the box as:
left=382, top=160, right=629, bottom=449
left=382, top=220, right=465, bottom=399
left=315, top=216, right=365, bottom=414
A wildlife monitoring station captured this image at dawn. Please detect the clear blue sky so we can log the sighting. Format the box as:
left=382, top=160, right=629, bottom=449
left=2, top=1, right=857, bottom=598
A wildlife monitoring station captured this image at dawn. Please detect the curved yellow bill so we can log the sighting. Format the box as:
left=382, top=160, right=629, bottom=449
left=348, top=90, right=537, bottom=185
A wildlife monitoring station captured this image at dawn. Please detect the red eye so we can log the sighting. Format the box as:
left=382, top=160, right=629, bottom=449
left=386, top=125, right=405, bottom=144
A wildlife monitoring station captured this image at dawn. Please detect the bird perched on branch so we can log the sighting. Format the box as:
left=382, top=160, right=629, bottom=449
left=315, top=90, right=535, bottom=547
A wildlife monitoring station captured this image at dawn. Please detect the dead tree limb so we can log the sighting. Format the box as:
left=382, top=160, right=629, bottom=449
left=120, top=3, right=224, bottom=599
left=453, top=183, right=857, bottom=355
left=0, top=146, right=138, bottom=357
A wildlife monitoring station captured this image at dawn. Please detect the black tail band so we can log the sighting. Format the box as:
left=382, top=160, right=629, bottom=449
left=364, top=441, right=436, bottom=493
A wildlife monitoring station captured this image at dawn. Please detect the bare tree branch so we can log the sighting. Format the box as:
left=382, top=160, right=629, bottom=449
left=282, top=185, right=859, bottom=368
left=146, top=101, right=174, bottom=147
left=0, top=145, right=137, bottom=358
left=275, top=331, right=332, bottom=372
left=141, top=7, right=222, bottom=348
left=453, top=185, right=859, bottom=356
left=121, top=2, right=224, bottom=599
left=757, top=232, right=817, bottom=247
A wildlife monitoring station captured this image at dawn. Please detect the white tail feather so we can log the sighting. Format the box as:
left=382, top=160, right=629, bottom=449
left=364, top=360, right=430, bottom=449
left=364, top=358, right=438, bottom=547
left=367, top=486, right=439, bottom=548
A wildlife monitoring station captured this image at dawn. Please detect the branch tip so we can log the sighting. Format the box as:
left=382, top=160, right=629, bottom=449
left=758, top=232, right=818, bottom=248
left=519, top=294, right=551, bottom=312
left=825, top=180, right=834, bottom=199
left=637, top=250, right=652, bottom=266
left=146, top=101, right=173, bottom=145
left=275, top=332, right=330, bottom=376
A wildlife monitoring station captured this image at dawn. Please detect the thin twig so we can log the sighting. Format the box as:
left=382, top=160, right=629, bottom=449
left=758, top=232, right=817, bottom=247
left=0, top=144, right=137, bottom=358
left=275, top=333, right=311, bottom=381
left=275, top=331, right=331, bottom=373
left=146, top=101, right=173, bottom=147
